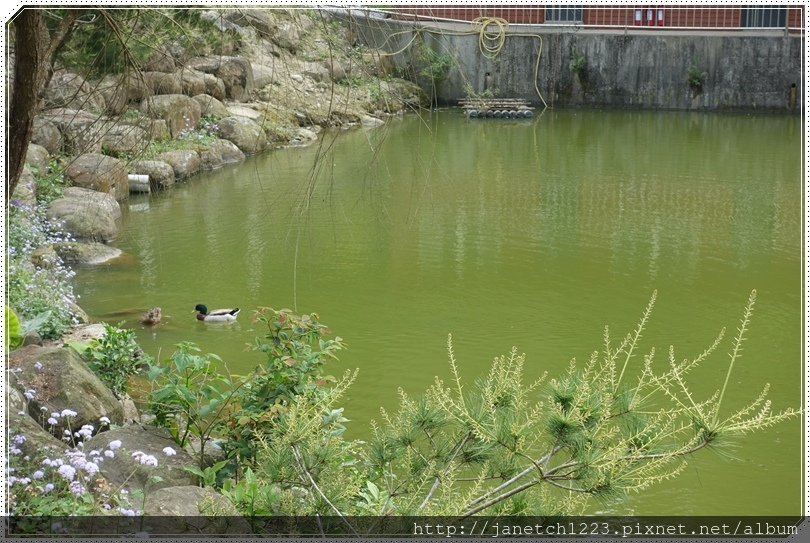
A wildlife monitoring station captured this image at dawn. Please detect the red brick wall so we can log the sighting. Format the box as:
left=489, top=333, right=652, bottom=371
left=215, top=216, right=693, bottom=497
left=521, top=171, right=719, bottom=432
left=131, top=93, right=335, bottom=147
left=389, top=5, right=803, bottom=31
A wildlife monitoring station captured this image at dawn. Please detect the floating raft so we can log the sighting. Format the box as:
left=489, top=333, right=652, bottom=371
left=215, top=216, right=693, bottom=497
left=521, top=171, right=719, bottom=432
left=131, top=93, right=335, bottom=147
left=459, top=98, right=535, bottom=119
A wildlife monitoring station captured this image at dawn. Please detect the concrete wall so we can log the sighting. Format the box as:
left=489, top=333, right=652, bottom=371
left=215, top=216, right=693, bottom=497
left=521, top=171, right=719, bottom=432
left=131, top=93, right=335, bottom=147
left=347, top=14, right=803, bottom=112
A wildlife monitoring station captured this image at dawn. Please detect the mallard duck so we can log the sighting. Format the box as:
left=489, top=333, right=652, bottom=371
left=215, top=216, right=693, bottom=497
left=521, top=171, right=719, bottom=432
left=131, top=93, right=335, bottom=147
left=195, top=304, right=240, bottom=323
left=140, top=307, right=162, bottom=325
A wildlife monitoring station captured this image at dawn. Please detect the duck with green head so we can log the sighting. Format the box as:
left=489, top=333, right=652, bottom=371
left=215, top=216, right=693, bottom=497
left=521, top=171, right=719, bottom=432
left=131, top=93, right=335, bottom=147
left=194, top=304, right=240, bottom=323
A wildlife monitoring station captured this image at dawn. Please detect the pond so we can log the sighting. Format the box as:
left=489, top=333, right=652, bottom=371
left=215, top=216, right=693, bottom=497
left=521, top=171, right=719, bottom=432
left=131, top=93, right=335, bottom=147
left=73, top=108, right=803, bottom=516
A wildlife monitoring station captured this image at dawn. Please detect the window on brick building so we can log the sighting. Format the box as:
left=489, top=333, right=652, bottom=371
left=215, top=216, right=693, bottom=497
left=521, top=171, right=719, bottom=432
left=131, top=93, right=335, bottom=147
left=742, top=6, right=787, bottom=28
left=545, top=5, right=583, bottom=23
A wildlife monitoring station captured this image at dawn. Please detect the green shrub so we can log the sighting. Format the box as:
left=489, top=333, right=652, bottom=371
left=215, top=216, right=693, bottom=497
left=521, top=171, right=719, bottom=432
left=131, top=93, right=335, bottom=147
left=67, top=323, right=147, bottom=399
left=145, top=342, right=235, bottom=470
left=223, top=307, right=347, bottom=466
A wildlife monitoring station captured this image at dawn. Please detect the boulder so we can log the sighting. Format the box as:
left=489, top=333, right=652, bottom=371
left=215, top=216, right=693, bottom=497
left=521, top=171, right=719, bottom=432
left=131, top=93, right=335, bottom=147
left=12, top=166, right=37, bottom=206
left=59, top=323, right=108, bottom=345
left=362, top=114, right=385, bottom=127
left=198, top=148, right=224, bottom=171
left=128, top=159, right=176, bottom=191
left=143, top=486, right=252, bottom=534
left=215, top=116, right=267, bottom=155
left=97, top=74, right=130, bottom=116
left=142, top=71, right=183, bottom=95
left=213, top=56, right=254, bottom=102
left=43, top=71, right=106, bottom=112
left=140, top=94, right=201, bottom=139
left=6, top=345, right=125, bottom=439
left=53, top=242, right=123, bottom=265
left=324, top=58, right=347, bottom=82
left=101, top=124, right=149, bottom=157
left=293, top=127, right=319, bottom=144
left=65, top=154, right=129, bottom=201
left=301, top=61, right=330, bottom=84
left=126, top=117, right=170, bottom=141
left=118, top=72, right=153, bottom=103
left=174, top=67, right=206, bottom=97
left=7, top=384, right=67, bottom=461
left=223, top=8, right=276, bottom=35
left=25, top=143, right=51, bottom=173
left=226, top=104, right=264, bottom=120
left=42, top=108, right=104, bottom=155
left=31, top=118, right=63, bottom=155
left=47, top=187, right=121, bottom=242
left=252, top=62, right=280, bottom=88
left=62, top=186, right=122, bottom=220
left=30, top=245, right=61, bottom=269
left=205, top=139, right=245, bottom=164
left=85, top=425, right=198, bottom=494
left=203, top=73, right=227, bottom=101
left=157, top=149, right=201, bottom=180
left=145, top=43, right=178, bottom=73
left=272, top=22, right=301, bottom=53
left=192, top=94, right=229, bottom=118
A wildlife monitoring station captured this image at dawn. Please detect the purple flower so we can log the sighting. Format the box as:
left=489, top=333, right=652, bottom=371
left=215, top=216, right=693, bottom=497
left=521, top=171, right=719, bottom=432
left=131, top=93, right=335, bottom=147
left=12, top=435, right=26, bottom=445
left=131, top=451, right=158, bottom=466
left=48, top=418, right=59, bottom=426
left=162, top=447, right=177, bottom=456
left=60, top=409, right=77, bottom=418
left=108, top=440, right=122, bottom=450
left=11, top=198, right=22, bottom=207
left=69, top=481, right=85, bottom=496
left=57, top=465, right=76, bottom=481
left=24, top=390, right=36, bottom=400
left=34, top=361, right=43, bottom=370
left=104, top=450, right=115, bottom=458
left=33, top=470, right=45, bottom=480
left=43, top=483, right=55, bottom=493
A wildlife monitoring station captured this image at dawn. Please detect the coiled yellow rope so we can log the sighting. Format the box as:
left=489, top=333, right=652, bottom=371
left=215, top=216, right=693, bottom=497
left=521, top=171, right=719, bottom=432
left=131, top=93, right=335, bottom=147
left=471, top=16, right=508, bottom=59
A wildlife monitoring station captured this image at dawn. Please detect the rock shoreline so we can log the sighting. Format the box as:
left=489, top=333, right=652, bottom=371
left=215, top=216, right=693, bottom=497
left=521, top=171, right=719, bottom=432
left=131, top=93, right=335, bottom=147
left=12, top=7, right=428, bottom=263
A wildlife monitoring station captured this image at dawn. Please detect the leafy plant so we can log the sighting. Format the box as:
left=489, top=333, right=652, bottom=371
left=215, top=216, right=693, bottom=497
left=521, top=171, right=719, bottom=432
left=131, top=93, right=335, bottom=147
left=223, top=308, right=347, bottom=466
left=5, top=307, right=52, bottom=350
left=145, top=342, right=236, bottom=470
left=185, top=459, right=230, bottom=488
left=687, top=62, right=708, bottom=89
left=415, top=42, right=453, bottom=83
left=570, top=46, right=586, bottom=75
left=67, top=322, right=147, bottom=399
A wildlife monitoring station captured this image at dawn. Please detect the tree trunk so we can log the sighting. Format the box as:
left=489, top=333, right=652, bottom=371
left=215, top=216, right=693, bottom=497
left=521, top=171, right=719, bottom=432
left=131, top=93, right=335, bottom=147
left=7, top=10, right=47, bottom=203
left=6, top=8, right=77, bottom=205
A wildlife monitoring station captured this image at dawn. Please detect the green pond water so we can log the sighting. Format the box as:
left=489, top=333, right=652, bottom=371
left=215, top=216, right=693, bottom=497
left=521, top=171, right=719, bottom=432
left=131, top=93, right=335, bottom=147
left=73, top=109, right=803, bottom=516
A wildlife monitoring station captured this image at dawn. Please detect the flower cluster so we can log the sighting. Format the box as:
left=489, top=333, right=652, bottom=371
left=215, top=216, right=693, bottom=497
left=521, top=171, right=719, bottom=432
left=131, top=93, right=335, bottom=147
left=7, top=202, right=79, bottom=339
left=177, top=114, right=220, bottom=142
left=7, top=426, right=136, bottom=517
left=7, top=404, right=179, bottom=520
